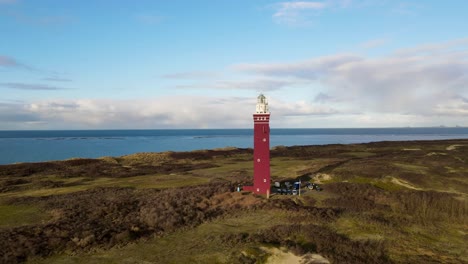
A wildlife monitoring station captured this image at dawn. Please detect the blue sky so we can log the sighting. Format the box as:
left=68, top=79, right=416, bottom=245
left=1, top=0, right=467, bottom=129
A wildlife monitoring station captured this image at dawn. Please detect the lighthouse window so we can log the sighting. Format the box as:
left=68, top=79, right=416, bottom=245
left=257, top=158, right=261, bottom=162
left=263, top=138, right=266, bottom=142
left=263, top=179, right=266, bottom=183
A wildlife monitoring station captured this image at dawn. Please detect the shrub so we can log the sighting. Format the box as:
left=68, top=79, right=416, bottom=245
left=393, top=190, right=467, bottom=225
left=0, top=183, right=233, bottom=263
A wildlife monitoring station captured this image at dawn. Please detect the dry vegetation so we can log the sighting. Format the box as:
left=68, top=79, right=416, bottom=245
left=0, top=139, right=467, bottom=263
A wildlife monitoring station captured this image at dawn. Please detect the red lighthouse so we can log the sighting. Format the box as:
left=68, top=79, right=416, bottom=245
left=244, top=94, right=271, bottom=195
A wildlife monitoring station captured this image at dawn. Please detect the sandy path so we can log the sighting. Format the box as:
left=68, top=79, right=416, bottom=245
left=263, top=247, right=330, bottom=264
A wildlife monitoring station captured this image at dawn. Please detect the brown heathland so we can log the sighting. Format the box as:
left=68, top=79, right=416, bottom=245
left=0, top=139, right=467, bottom=263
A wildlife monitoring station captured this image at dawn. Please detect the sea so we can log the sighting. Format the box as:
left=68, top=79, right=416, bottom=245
left=0, top=127, right=467, bottom=165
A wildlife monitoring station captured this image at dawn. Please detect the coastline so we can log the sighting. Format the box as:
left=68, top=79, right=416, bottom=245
left=1, top=137, right=467, bottom=166
left=1, top=128, right=468, bottom=165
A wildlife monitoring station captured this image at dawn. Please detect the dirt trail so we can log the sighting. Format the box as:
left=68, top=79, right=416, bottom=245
left=391, top=177, right=422, bottom=190
left=264, top=247, right=330, bottom=264
left=446, top=144, right=465, bottom=150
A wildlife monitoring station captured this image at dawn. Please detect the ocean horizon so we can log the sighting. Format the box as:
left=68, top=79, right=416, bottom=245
left=1, top=127, right=467, bottom=165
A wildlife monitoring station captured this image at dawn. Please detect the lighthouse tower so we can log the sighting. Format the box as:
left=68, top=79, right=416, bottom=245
left=244, top=94, right=271, bottom=195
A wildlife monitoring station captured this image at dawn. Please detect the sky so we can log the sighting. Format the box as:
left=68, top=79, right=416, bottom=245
left=1, top=0, right=467, bottom=129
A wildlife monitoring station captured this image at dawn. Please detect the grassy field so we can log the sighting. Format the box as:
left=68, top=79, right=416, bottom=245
left=0, top=139, right=467, bottom=263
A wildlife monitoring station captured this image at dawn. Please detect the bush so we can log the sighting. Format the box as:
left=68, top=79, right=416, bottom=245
left=0, top=183, right=233, bottom=263
left=393, top=190, right=467, bottom=225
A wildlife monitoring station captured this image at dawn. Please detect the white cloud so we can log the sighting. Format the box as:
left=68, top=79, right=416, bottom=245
left=434, top=96, right=468, bottom=117
left=0, top=95, right=343, bottom=129
left=42, top=77, right=72, bottom=82
left=0, top=82, right=68, bottom=90
left=277, top=1, right=326, bottom=10
left=393, top=38, right=468, bottom=57
left=0, top=102, right=39, bottom=123
left=270, top=1, right=426, bottom=26
left=233, top=54, right=363, bottom=79
left=13, top=97, right=255, bottom=129
left=174, top=79, right=298, bottom=92
left=162, top=71, right=219, bottom=80
left=273, top=1, right=326, bottom=25
left=271, top=98, right=338, bottom=116
left=234, top=39, right=468, bottom=121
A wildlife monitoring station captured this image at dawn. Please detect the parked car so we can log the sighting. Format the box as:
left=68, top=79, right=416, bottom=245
left=306, top=182, right=323, bottom=191
left=280, top=188, right=292, bottom=195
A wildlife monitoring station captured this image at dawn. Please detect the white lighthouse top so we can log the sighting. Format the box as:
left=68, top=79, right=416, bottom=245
left=255, top=94, right=269, bottom=114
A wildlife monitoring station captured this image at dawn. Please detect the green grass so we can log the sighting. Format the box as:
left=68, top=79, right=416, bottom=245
left=395, top=224, right=468, bottom=263
left=191, top=160, right=252, bottom=177
left=0, top=204, right=48, bottom=227
left=393, top=162, right=428, bottom=173
left=339, top=176, right=405, bottom=191
left=332, top=214, right=467, bottom=263
left=373, top=180, right=405, bottom=191
left=346, top=176, right=373, bottom=184
left=339, top=152, right=376, bottom=158
left=271, top=158, right=344, bottom=180
left=0, top=174, right=210, bottom=198
left=331, top=214, right=387, bottom=241
left=271, top=159, right=314, bottom=179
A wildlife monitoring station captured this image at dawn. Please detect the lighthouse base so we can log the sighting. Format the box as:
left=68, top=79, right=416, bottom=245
left=242, top=185, right=270, bottom=195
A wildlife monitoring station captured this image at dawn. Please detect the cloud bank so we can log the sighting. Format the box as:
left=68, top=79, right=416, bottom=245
left=174, top=78, right=299, bottom=91
left=0, top=82, right=68, bottom=90
left=235, top=39, right=468, bottom=119
left=0, top=96, right=338, bottom=130
left=2, top=38, right=467, bottom=129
